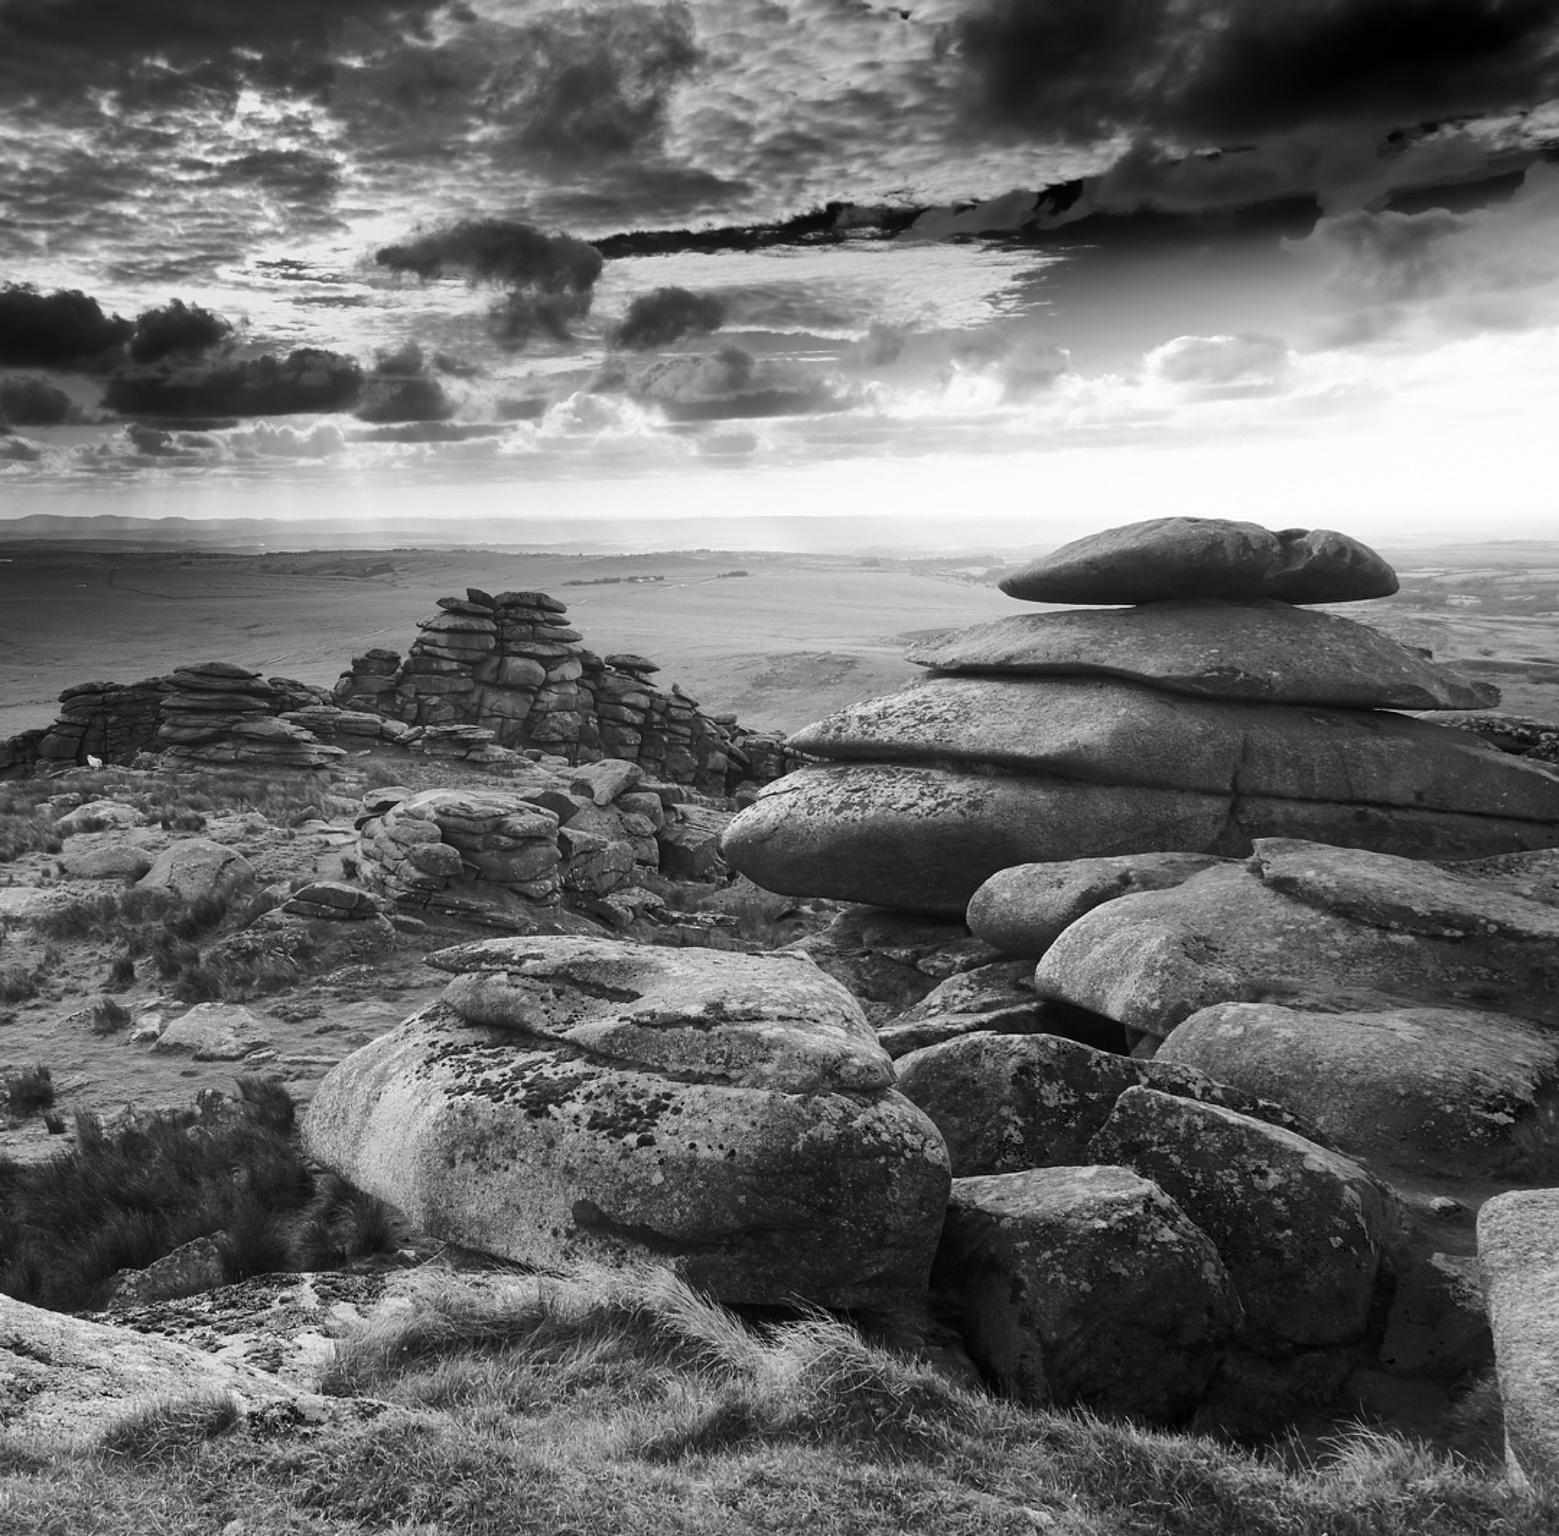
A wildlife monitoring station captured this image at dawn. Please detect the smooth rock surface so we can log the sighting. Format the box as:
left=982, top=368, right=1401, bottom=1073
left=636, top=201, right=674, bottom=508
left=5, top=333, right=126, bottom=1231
left=905, top=598, right=1496, bottom=710
left=723, top=765, right=1559, bottom=915
left=152, top=1002, right=270, bottom=1060
left=1478, top=1189, right=1559, bottom=1491
left=1088, top=1087, right=1394, bottom=1353
left=968, top=853, right=1226, bottom=959
left=997, top=518, right=1398, bottom=605
left=787, top=675, right=1559, bottom=821
left=1034, top=854, right=1559, bottom=1040
left=1157, top=1001, right=1559, bottom=1181
left=936, top=1165, right=1240, bottom=1423
left=137, top=837, right=255, bottom=904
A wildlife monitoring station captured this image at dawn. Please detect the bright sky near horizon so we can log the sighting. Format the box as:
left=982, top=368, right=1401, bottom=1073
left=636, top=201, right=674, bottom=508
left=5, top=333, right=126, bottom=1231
left=3, top=0, right=1559, bottom=547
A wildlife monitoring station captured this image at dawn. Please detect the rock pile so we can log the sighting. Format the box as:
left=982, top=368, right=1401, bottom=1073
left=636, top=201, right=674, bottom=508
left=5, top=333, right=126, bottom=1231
left=303, top=935, right=949, bottom=1309
left=354, top=763, right=730, bottom=927
left=156, top=663, right=343, bottom=769
left=722, top=517, right=1559, bottom=912
left=333, top=587, right=795, bottom=794
left=35, top=677, right=167, bottom=765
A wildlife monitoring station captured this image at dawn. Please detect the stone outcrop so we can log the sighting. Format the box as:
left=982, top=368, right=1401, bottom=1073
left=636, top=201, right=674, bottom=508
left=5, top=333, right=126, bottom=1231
left=5, top=588, right=794, bottom=792
left=353, top=767, right=730, bottom=926
left=302, top=936, right=950, bottom=1309
left=722, top=518, right=1558, bottom=913
left=332, top=587, right=796, bottom=795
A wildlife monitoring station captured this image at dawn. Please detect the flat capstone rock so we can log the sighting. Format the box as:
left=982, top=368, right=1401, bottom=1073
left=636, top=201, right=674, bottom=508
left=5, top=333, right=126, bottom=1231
left=998, top=517, right=1399, bottom=605
left=905, top=599, right=1496, bottom=710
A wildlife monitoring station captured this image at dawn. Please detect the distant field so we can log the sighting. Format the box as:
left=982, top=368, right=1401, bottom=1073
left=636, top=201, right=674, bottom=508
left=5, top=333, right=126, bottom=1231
left=3, top=542, right=1557, bottom=744
left=0, top=548, right=1015, bottom=738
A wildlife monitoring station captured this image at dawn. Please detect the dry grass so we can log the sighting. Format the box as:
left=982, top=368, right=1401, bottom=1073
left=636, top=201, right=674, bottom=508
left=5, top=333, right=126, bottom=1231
left=0, top=1265, right=1548, bottom=1536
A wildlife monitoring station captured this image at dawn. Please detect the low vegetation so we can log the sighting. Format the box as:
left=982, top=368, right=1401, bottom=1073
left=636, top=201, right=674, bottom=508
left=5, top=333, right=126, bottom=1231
left=1, top=1266, right=1550, bottom=1536
left=4, top=1063, right=55, bottom=1116
left=0, top=1077, right=397, bottom=1311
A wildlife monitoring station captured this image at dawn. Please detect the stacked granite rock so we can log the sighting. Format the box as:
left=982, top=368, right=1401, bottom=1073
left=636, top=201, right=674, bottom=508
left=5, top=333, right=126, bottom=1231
left=331, top=587, right=791, bottom=794
left=156, top=663, right=343, bottom=770
left=35, top=677, right=167, bottom=764
left=279, top=704, right=416, bottom=749
left=354, top=762, right=721, bottom=926
left=722, top=518, right=1559, bottom=913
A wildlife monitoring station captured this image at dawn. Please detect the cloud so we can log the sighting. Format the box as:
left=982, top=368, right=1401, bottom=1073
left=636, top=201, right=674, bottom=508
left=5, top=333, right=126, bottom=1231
left=955, top=0, right=1559, bottom=143
left=102, top=348, right=364, bottom=417
left=610, top=286, right=727, bottom=350
left=1145, top=333, right=1294, bottom=397
left=375, top=218, right=603, bottom=290
left=129, top=299, right=236, bottom=364
left=377, top=217, right=605, bottom=348
left=0, top=376, right=74, bottom=425
left=601, top=344, right=849, bottom=420
left=0, top=285, right=133, bottom=369
left=355, top=342, right=457, bottom=422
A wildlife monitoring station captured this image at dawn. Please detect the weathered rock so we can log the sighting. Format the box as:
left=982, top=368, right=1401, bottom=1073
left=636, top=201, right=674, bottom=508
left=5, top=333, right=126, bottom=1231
left=60, top=837, right=157, bottom=881
left=935, top=1166, right=1241, bottom=1423
left=303, top=987, right=949, bottom=1310
left=968, top=853, right=1228, bottom=958
left=906, top=598, right=1495, bottom=710
left=0, top=1291, right=369, bottom=1448
left=895, top=1030, right=1328, bottom=1178
left=54, top=798, right=143, bottom=836
left=723, top=766, right=1559, bottom=915
left=104, top=1235, right=228, bottom=1311
left=1478, top=1189, right=1559, bottom=1491
left=1034, top=852, right=1559, bottom=1041
left=1088, top=1086, right=1394, bottom=1353
left=1156, top=1001, right=1559, bottom=1181
left=998, top=518, right=1399, bottom=605
left=424, top=936, right=890, bottom=1092
left=152, top=1002, right=270, bottom=1060
left=137, top=838, right=255, bottom=904
left=788, top=675, right=1559, bottom=821
left=875, top=960, right=1059, bottom=1056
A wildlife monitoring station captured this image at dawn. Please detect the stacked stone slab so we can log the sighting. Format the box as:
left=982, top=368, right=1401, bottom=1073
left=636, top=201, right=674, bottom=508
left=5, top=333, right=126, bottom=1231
left=155, top=662, right=344, bottom=770
left=330, top=587, right=788, bottom=794
left=35, top=677, right=167, bottom=764
left=721, top=518, right=1559, bottom=913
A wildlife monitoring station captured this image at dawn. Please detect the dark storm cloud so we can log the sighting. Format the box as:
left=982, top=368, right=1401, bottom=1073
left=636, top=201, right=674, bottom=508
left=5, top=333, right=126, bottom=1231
left=355, top=342, right=456, bottom=422
left=378, top=217, right=604, bottom=349
left=376, top=219, right=603, bottom=292
left=0, top=0, right=441, bottom=105
left=103, top=349, right=363, bottom=417
left=610, top=287, right=727, bottom=350
left=128, top=300, right=235, bottom=364
left=956, top=0, right=1559, bottom=142
left=0, top=285, right=133, bottom=368
left=0, top=376, right=73, bottom=425
left=331, top=4, right=698, bottom=165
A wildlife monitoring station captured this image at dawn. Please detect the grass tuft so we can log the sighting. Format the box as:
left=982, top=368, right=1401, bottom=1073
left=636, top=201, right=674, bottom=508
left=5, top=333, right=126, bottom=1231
left=5, top=1063, right=55, bottom=1115
left=89, top=996, right=133, bottom=1036
left=97, top=1390, right=242, bottom=1462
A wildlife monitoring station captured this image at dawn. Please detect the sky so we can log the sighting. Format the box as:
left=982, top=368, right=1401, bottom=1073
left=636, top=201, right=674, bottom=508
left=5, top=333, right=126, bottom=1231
left=3, top=0, right=1559, bottom=548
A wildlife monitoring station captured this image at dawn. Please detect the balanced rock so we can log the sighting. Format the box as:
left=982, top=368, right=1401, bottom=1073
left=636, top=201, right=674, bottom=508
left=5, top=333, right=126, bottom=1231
left=304, top=937, right=950, bottom=1307
left=998, top=518, right=1398, bottom=605
left=934, top=1166, right=1240, bottom=1424
left=904, top=600, right=1496, bottom=709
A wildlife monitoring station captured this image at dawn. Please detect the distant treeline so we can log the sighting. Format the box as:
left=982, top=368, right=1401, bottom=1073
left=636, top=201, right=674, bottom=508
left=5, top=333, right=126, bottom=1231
left=562, top=575, right=667, bottom=586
